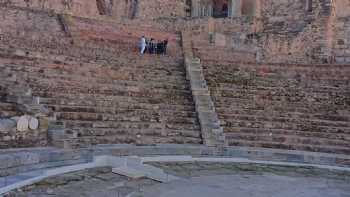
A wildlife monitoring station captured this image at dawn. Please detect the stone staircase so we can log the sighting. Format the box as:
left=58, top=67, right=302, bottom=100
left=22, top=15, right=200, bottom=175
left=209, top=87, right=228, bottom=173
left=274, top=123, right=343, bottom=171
left=181, top=31, right=225, bottom=147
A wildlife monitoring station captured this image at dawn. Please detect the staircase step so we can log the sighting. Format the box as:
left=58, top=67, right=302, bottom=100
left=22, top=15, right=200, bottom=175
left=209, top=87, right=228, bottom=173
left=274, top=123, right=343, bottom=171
left=182, top=31, right=225, bottom=147
left=112, top=166, right=145, bottom=179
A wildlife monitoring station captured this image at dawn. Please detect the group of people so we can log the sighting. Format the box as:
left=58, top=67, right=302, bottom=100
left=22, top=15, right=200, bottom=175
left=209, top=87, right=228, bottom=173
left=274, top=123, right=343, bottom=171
left=140, top=36, right=168, bottom=55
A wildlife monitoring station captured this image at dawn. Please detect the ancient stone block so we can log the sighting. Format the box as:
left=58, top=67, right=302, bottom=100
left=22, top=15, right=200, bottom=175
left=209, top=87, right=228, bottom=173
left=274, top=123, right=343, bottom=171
left=16, top=116, right=30, bottom=132
left=0, top=119, right=16, bottom=132
left=29, top=117, right=39, bottom=130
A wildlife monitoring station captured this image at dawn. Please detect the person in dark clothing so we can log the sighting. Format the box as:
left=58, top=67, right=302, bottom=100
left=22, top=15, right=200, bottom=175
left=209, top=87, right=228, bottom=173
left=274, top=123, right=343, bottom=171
left=163, top=39, right=168, bottom=55
left=144, top=38, right=149, bottom=54
left=149, top=38, right=155, bottom=54
left=156, top=41, right=163, bottom=54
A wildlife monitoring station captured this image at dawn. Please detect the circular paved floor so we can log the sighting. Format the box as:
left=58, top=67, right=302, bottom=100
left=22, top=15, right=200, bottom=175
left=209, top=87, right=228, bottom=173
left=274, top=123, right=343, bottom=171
left=138, top=174, right=350, bottom=197
left=6, top=162, right=350, bottom=197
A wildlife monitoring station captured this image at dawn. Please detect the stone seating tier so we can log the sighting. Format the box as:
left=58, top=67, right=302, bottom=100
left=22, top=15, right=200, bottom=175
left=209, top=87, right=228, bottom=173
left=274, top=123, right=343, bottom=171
left=203, top=61, right=350, bottom=154
left=0, top=49, right=202, bottom=148
left=0, top=87, right=21, bottom=118
left=192, top=40, right=257, bottom=64
left=0, top=7, right=202, bottom=148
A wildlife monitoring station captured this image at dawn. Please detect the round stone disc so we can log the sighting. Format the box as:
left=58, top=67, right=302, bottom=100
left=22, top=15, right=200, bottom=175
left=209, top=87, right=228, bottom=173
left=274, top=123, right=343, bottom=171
left=29, top=117, right=39, bottom=130
left=17, top=116, right=29, bottom=132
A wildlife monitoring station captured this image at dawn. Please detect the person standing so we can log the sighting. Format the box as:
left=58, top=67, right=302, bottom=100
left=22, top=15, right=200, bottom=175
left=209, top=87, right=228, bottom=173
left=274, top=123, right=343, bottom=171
left=156, top=40, right=162, bottom=54
left=140, top=36, right=146, bottom=55
left=145, top=38, right=150, bottom=53
left=150, top=38, right=155, bottom=54
left=163, top=39, right=168, bottom=55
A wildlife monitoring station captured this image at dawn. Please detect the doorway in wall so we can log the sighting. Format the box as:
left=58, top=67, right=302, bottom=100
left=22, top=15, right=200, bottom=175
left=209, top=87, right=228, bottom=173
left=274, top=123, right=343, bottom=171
left=212, top=0, right=229, bottom=18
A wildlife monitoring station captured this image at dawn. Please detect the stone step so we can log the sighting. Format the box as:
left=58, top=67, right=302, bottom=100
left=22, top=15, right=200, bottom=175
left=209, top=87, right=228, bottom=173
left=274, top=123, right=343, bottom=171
left=194, top=95, right=215, bottom=107
left=0, top=102, right=17, bottom=111
left=35, top=91, right=195, bottom=106
left=10, top=69, right=190, bottom=90
left=0, top=44, right=183, bottom=70
left=47, top=103, right=196, bottom=114
left=198, top=112, right=220, bottom=124
left=64, top=120, right=200, bottom=131
left=211, top=84, right=350, bottom=94
left=226, top=132, right=350, bottom=148
left=192, top=89, right=210, bottom=96
left=31, top=84, right=193, bottom=97
left=54, top=112, right=199, bottom=124
left=224, top=126, right=350, bottom=138
left=51, top=107, right=198, bottom=119
left=190, top=81, right=207, bottom=90
left=47, top=102, right=196, bottom=114
left=0, top=56, right=186, bottom=76
left=226, top=139, right=350, bottom=155
left=216, top=107, right=334, bottom=118
left=60, top=127, right=201, bottom=139
left=24, top=71, right=188, bottom=87
left=215, top=104, right=347, bottom=119
left=40, top=97, right=196, bottom=111
left=221, top=114, right=350, bottom=128
left=51, top=135, right=202, bottom=149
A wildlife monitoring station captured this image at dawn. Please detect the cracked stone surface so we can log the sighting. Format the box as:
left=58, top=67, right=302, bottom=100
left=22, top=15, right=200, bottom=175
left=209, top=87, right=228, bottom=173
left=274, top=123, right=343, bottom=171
left=149, top=162, right=350, bottom=180
left=4, top=167, right=158, bottom=197
left=134, top=162, right=350, bottom=197
left=4, top=163, right=350, bottom=197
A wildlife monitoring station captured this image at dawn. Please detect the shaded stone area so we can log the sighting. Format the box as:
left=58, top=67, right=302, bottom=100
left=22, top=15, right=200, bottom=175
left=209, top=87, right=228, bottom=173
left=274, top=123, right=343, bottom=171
left=5, top=167, right=158, bottom=197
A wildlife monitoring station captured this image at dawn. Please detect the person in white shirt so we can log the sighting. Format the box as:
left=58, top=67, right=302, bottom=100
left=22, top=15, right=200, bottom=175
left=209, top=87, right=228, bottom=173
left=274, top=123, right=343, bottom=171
left=140, top=36, right=146, bottom=55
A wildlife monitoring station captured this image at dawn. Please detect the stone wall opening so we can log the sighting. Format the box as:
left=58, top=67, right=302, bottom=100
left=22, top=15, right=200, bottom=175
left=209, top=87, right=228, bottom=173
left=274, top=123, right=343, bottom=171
left=186, top=0, right=192, bottom=16
left=191, top=0, right=259, bottom=18
left=191, top=0, right=232, bottom=18
left=213, top=0, right=229, bottom=18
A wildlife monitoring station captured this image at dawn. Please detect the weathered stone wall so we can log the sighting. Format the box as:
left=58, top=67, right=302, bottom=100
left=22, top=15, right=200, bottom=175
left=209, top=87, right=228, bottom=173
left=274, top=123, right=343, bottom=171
left=2, top=0, right=349, bottom=64
left=188, top=17, right=261, bottom=63
left=137, top=0, right=186, bottom=20
left=189, top=0, right=350, bottom=65
left=0, top=0, right=187, bottom=20
left=0, top=0, right=100, bottom=18
left=203, top=61, right=350, bottom=154
left=333, top=17, right=350, bottom=63
left=332, top=0, right=350, bottom=63
left=258, top=0, right=334, bottom=64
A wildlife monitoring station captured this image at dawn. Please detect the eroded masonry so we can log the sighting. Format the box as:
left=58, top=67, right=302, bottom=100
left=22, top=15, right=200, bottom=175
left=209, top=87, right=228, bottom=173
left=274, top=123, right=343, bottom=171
left=0, top=0, right=349, bottom=155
